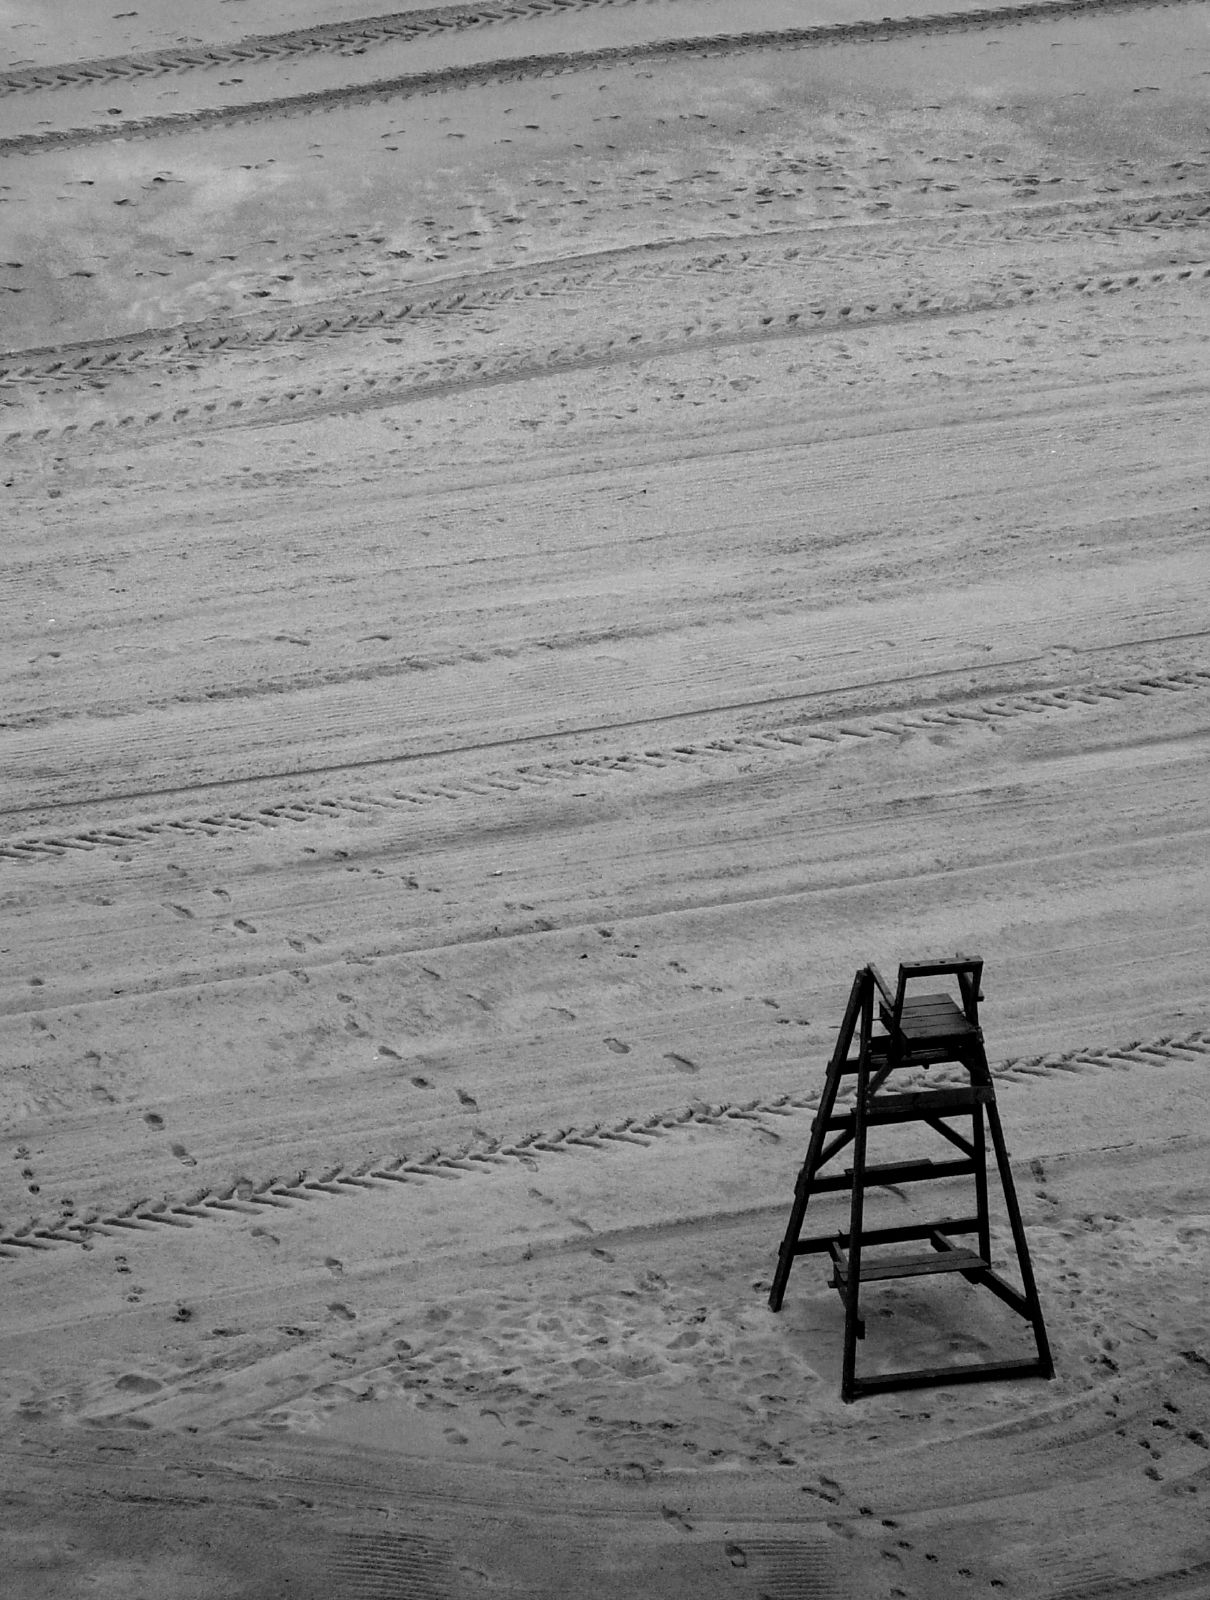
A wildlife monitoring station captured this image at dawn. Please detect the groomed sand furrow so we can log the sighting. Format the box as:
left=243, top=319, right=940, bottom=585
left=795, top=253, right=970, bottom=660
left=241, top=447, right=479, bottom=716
left=0, top=0, right=1202, bottom=155
left=2, top=1028, right=1205, bottom=1260
left=2, top=668, right=1207, bottom=864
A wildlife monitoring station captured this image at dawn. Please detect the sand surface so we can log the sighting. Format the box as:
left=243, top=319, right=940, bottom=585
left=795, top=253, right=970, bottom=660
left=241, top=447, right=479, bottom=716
left=2, top=2, right=1210, bottom=1596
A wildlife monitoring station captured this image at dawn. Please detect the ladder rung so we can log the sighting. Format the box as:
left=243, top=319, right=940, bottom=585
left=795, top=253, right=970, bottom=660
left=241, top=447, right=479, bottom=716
left=883, top=1045, right=979, bottom=1068
left=831, top=1247, right=987, bottom=1285
left=873, top=1086, right=984, bottom=1115
left=791, top=1216, right=980, bottom=1257
left=807, top=1156, right=976, bottom=1193
left=824, top=1086, right=983, bottom=1129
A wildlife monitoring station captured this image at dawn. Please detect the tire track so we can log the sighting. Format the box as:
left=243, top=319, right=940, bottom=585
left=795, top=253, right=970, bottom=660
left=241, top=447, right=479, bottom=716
left=2, top=1028, right=1207, bottom=1260
left=0, top=1, right=613, bottom=96
left=3, top=194, right=1207, bottom=389
left=0, top=0, right=732, bottom=98
left=5, top=258, right=1207, bottom=446
left=0, top=0, right=1199, bottom=155
left=3, top=667, right=1208, bottom=863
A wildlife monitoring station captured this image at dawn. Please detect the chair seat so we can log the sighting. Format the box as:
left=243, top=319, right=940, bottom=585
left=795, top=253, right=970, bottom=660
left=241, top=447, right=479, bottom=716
left=881, top=992, right=977, bottom=1044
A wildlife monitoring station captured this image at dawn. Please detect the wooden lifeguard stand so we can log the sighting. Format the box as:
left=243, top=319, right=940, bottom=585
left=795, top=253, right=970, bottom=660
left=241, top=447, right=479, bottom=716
left=769, top=958, right=1053, bottom=1401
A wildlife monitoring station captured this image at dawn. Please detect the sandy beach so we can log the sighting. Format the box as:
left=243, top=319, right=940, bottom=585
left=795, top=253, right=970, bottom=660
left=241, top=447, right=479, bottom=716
left=2, top=1, right=1209, bottom=1595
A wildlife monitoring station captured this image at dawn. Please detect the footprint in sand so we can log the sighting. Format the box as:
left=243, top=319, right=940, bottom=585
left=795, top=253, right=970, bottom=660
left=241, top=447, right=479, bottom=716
left=143, top=1112, right=164, bottom=1129
left=115, top=1374, right=162, bottom=1394
left=604, top=1038, right=630, bottom=1055
left=663, top=1052, right=697, bottom=1074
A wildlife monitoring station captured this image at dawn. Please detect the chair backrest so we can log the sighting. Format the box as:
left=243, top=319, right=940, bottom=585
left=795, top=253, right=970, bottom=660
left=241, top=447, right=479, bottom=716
left=870, top=957, right=984, bottom=1030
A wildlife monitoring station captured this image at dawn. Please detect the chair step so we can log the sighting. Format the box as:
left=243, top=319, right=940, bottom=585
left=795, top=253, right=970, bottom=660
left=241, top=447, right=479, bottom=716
left=807, top=1155, right=977, bottom=1193
left=790, top=1216, right=981, bottom=1258
left=831, top=1245, right=987, bottom=1286
left=824, top=1085, right=984, bottom=1129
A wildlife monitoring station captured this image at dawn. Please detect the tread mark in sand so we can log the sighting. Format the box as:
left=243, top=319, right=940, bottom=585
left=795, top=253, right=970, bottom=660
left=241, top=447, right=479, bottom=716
left=4, top=260, right=1208, bottom=444
left=2, top=667, right=1208, bottom=864
left=0, top=0, right=1202, bottom=152
left=1, top=1029, right=1207, bottom=1260
left=2, top=193, right=1207, bottom=391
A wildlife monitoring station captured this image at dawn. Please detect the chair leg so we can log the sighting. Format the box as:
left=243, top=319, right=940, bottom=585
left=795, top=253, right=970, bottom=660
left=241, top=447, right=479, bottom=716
left=982, top=1090, right=1054, bottom=1377
left=840, top=978, right=874, bottom=1401
left=770, top=969, right=867, bottom=1313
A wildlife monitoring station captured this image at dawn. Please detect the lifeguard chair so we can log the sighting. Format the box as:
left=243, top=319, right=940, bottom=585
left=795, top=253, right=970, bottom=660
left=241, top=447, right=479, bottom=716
left=768, top=958, right=1053, bottom=1401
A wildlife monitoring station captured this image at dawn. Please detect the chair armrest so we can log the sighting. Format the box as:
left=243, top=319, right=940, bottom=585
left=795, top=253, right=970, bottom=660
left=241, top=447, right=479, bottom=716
left=868, top=963, right=897, bottom=1012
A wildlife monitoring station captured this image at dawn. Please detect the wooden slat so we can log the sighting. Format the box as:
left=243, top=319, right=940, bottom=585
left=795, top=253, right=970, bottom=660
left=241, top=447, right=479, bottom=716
left=831, top=1248, right=987, bottom=1285
left=821, top=1086, right=981, bottom=1129
left=807, top=1155, right=977, bottom=1193
left=897, top=959, right=984, bottom=982
left=793, top=1216, right=981, bottom=1255
left=848, top=1356, right=1047, bottom=1399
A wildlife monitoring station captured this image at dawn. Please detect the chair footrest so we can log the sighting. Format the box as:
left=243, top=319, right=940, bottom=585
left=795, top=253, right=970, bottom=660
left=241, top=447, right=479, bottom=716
left=807, top=1155, right=977, bottom=1194
left=831, top=1246, right=987, bottom=1285
left=792, top=1217, right=980, bottom=1257
left=824, top=1086, right=985, bottom=1129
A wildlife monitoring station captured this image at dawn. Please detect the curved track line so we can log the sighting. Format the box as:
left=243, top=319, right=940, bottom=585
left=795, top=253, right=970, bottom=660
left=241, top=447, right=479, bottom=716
left=2, top=668, right=1208, bottom=863
left=2, top=1029, right=1207, bottom=1259
left=3, top=194, right=1208, bottom=387
left=0, top=0, right=1200, bottom=156
left=5, top=259, right=1207, bottom=447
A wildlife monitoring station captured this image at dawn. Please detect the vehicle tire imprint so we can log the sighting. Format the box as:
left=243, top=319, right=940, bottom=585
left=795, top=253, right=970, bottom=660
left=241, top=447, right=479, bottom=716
left=1, top=1029, right=1207, bottom=1260
left=0, top=0, right=1195, bottom=100
left=0, top=0, right=655, bottom=97
left=2, top=194, right=1206, bottom=390
left=2, top=667, right=1207, bottom=864
left=4, top=260, right=1207, bottom=446
left=0, top=0, right=1200, bottom=155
